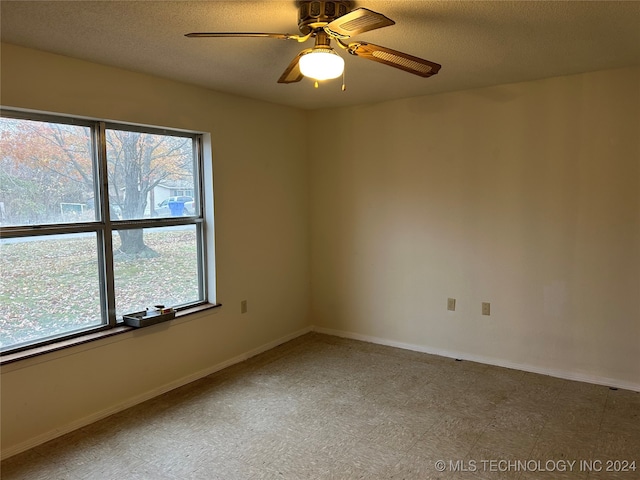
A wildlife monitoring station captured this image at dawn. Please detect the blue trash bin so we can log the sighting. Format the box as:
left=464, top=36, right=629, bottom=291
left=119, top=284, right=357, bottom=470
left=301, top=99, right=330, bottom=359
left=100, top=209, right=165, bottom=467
left=168, top=200, right=185, bottom=216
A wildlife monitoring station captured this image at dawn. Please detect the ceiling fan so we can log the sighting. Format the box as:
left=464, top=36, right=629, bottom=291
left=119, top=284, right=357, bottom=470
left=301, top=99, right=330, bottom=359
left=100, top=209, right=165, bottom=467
left=185, top=0, right=441, bottom=87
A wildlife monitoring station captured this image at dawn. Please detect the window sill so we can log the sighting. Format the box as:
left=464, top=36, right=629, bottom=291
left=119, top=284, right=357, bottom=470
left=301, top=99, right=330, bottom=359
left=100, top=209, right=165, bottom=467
left=0, top=303, right=221, bottom=366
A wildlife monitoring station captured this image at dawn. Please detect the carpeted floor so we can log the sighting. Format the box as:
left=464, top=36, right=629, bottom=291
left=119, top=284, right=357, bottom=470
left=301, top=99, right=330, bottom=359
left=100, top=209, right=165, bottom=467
left=1, top=333, right=638, bottom=479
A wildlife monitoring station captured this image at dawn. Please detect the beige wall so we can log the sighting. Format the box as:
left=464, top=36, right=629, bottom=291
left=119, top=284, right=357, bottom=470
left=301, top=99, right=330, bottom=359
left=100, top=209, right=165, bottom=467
left=309, top=67, right=640, bottom=390
left=0, top=44, right=310, bottom=456
left=2, top=42, right=638, bottom=458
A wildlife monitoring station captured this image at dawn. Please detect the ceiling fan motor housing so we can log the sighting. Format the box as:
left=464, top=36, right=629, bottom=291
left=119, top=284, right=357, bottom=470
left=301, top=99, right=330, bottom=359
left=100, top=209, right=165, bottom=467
left=297, top=1, right=353, bottom=34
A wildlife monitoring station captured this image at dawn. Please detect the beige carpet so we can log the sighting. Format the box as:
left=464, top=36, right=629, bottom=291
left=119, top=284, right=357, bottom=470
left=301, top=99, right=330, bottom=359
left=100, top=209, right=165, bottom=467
left=2, top=333, right=638, bottom=479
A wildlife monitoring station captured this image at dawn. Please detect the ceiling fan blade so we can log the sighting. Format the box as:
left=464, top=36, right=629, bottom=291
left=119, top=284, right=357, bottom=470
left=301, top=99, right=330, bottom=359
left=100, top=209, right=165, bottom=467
left=347, top=42, right=441, bottom=78
left=324, top=8, right=395, bottom=38
left=278, top=49, right=310, bottom=84
left=185, top=32, right=298, bottom=40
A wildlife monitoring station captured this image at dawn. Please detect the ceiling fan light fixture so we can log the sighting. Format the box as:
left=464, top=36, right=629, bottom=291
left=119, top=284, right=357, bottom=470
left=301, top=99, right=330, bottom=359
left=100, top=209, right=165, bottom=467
left=299, top=48, right=345, bottom=81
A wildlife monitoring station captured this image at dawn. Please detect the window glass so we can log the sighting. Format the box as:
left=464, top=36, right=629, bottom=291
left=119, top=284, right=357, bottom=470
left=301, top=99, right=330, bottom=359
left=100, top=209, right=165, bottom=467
left=113, top=225, right=201, bottom=319
left=0, top=118, right=95, bottom=226
left=0, top=110, right=209, bottom=355
left=105, top=129, right=196, bottom=220
left=0, top=233, right=103, bottom=350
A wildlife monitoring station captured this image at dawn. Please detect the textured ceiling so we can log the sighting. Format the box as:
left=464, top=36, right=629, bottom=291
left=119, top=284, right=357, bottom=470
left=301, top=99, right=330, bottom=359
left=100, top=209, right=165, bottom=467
left=2, top=1, right=640, bottom=110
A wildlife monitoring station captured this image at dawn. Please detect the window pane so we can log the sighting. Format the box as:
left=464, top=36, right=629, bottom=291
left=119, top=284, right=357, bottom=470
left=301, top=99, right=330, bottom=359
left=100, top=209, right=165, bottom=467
left=105, top=129, right=196, bottom=220
left=0, top=233, right=103, bottom=351
left=0, top=117, right=95, bottom=226
left=113, top=225, right=201, bottom=318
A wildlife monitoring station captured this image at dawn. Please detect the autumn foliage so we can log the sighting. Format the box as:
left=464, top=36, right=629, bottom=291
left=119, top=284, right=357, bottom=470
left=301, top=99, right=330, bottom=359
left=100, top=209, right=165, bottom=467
left=0, top=118, right=195, bottom=238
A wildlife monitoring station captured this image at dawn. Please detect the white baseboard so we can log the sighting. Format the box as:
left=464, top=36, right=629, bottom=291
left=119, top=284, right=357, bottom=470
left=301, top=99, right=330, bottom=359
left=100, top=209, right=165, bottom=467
left=312, top=326, right=640, bottom=393
left=1, top=326, right=312, bottom=461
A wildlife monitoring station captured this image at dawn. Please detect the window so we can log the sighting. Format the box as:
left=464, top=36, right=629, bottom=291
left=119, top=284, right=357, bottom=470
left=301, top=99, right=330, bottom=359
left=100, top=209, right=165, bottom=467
left=0, top=110, right=211, bottom=354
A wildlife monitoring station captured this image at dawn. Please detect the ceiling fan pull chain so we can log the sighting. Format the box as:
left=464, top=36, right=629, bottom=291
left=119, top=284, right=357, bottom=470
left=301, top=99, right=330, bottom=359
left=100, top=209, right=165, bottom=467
left=314, top=80, right=319, bottom=89
left=341, top=68, right=346, bottom=91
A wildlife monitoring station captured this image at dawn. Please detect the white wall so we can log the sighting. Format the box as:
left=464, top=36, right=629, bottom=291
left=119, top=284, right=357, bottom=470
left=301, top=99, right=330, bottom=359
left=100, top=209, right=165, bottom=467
left=0, top=43, right=310, bottom=457
left=309, top=67, right=640, bottom=390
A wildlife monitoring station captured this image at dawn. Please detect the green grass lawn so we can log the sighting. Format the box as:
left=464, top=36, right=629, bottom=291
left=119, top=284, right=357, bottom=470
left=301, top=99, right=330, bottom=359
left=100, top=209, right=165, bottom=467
left=0, top=228, right=199, bottom=349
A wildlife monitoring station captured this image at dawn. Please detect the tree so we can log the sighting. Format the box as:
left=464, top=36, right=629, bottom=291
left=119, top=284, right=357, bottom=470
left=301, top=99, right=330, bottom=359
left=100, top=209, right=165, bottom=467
left=105, top=129, right=193, bottom=257
left=0, top=119, right=93, bottom=225
left=0, top=118, right=194, bottom=256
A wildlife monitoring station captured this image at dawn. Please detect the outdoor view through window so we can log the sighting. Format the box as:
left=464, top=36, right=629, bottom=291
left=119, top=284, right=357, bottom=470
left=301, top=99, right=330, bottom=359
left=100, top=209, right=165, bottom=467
left=0, top=112, right=207, bottom=353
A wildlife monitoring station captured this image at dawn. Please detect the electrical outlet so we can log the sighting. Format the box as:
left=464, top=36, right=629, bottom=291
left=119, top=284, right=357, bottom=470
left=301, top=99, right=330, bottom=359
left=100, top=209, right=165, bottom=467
left=241, top=300, right=247, bottom=314
left=447, top=298, right=456, bottom=311
left=482, top=302, right=490, bottom=316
